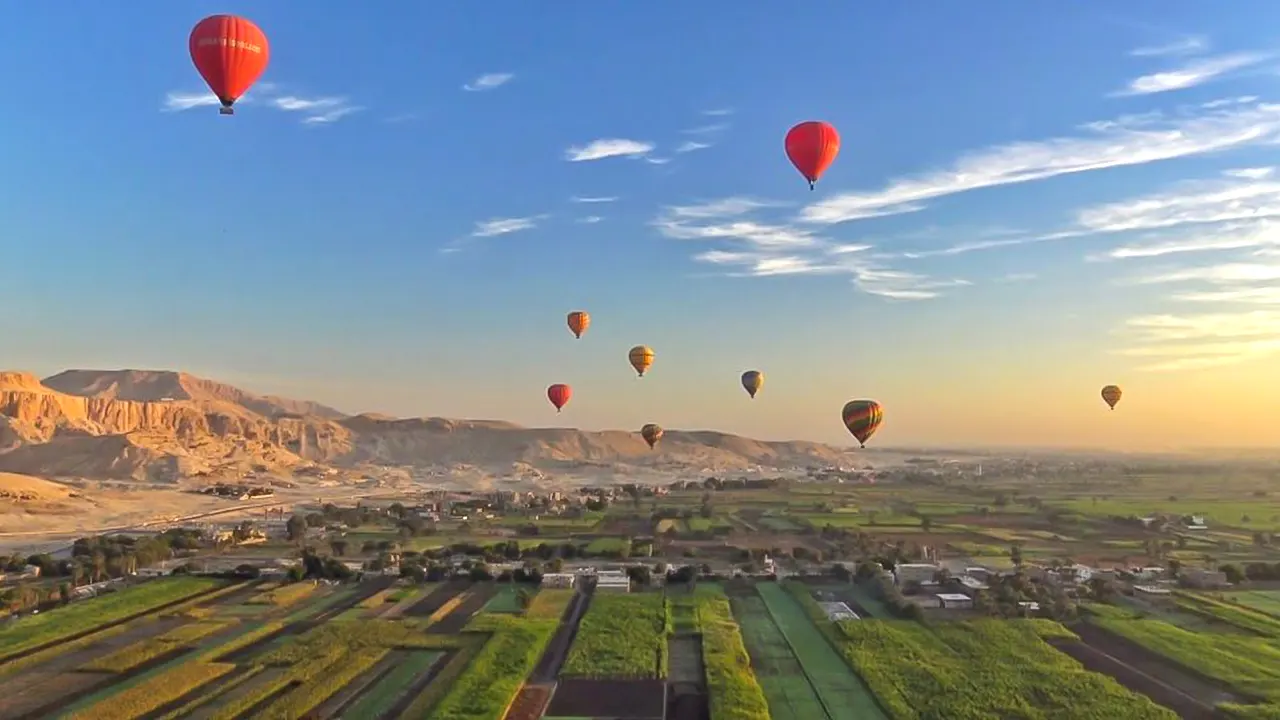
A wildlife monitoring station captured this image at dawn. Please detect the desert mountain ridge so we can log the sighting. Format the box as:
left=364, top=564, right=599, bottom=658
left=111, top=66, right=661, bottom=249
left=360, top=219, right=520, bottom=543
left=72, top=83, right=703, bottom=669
left=0, top=368, right=858, bottom=485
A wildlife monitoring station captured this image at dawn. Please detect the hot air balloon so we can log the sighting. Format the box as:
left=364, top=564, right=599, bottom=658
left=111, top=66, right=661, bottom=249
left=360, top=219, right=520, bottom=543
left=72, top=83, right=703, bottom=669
left=640, top=423, right=664, bottom=450
left=567, top=311, right=591, bottom=340
left=841, top=400, right=883, bottom=448
left=547, top=384, right=572, bottom=413
left=189, top=15, right=270, bottom=115
left=1101, top=385, right=1122, bottom=410
left=741, top=371, right=764, bottom=399
left=628, top=345, right=655, bottom=377
left=785, top=121, right=841, bottom=190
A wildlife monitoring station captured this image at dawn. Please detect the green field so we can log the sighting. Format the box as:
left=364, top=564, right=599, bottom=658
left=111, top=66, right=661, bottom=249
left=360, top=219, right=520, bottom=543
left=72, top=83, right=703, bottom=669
left=562, top=593, right=668, bottom=678
left=1222, top=590, right=1280, bottom=619
left=732, top=593, right=830, bottom=720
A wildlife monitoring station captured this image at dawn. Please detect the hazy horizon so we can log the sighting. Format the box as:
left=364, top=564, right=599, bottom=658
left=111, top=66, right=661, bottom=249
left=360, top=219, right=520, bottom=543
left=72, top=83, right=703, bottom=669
left=5, top=4, right=1280, bottom=451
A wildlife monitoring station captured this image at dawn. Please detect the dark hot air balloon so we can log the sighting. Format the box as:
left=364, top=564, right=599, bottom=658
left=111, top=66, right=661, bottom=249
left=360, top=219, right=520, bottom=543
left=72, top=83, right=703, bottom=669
left=640, top=423, right=664, bottom=450
left=547, top=384, right=572, bottom=413
left=785, top=121, right=840, bottom=190
left=741, top=370, right=764, bottom=399
left=189, top=15, right=270, bottom=115
left=567, top=311, right=590, bottom=339
left=841, top=400, right=883, bottom=448
left=1101, top=385, right=1122, bottom=410
left=629, top=345, right=655, bottom=377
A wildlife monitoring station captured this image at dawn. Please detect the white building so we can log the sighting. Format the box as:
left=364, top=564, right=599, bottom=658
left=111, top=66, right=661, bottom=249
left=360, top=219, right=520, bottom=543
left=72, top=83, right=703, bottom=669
left=937, top=593, right=973, bottom=610
left=595, top=570, right=630, bottom=593
left=541, top=573, right=577, bottom=589
left=818, top=601, right=858, bottom=621
left=893, top=563, right=940, bottom=586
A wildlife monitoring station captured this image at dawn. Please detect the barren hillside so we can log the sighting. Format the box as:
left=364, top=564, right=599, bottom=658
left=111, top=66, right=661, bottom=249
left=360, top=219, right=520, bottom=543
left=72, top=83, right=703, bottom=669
left=0, top=368, right=854, bottom=484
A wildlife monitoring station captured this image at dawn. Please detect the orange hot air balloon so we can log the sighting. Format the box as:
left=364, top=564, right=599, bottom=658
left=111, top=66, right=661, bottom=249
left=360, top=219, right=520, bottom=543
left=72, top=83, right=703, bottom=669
left=189, top=15, right=270, bottom=115
left=785, top=121, right=840, bottom=190
left=841, top=400, right=884, bottom=448
left=547, top=384, right=572, bottom=413
left=628, top=345, right=655, bottom=377
left=1101, top=385, right=1122, bottom=410
left=567, top=311, right=590, bottom=339
left=741, top=371, right=764, bottom=399
left=640, top=423, right=664, bottom=450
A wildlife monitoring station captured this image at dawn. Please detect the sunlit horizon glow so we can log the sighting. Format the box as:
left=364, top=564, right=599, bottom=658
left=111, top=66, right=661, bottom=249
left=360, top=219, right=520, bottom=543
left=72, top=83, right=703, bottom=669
left=3, top=4, right=1280, bottom=453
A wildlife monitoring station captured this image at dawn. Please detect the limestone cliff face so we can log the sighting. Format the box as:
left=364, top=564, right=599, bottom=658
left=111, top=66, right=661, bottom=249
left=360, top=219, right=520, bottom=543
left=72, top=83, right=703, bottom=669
left=0, top=371, right=352, bottom=481
left=0, top=368, right=854, bottom=483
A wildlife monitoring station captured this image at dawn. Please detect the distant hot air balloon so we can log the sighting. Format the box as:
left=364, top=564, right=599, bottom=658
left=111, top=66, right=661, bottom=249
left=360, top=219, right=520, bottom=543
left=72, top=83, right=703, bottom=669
left=567, top=311, right=591, bottom=340
left=640, top=423, right=664, bottom=450
left=1101, top=385, right=1122, bottom=411
left=189, top=15, right=270, bottom=115
left=547, top=384, right=572, bottom=413
left=628, top=345, right=655, bottom=377
left=741, top=370, right=764, bottom=399
left=785, top=121, right=841, bottom=190
left=841, top=400, right=884, bottom=448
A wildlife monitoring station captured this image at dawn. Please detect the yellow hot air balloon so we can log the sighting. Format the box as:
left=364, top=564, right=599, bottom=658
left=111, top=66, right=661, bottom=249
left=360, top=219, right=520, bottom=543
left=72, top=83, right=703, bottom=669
left=640, top=423, right=664, bottom=449
left=567, top=311, right=590, bottom=339
left=628, top=345, right=655, bottom=377
left=1101, top=385, right=1122, bottom=410
left=741, top=370, right=764, bottom=399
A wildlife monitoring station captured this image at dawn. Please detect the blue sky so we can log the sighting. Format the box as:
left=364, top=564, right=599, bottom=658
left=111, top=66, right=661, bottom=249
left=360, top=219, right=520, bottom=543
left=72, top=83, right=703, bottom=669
left=4, top=3, right=1280, bottom=449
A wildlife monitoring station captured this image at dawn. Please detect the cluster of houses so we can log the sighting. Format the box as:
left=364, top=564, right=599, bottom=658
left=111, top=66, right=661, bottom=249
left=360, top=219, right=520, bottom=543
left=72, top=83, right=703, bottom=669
left=541, top=568, right=633, bottom=592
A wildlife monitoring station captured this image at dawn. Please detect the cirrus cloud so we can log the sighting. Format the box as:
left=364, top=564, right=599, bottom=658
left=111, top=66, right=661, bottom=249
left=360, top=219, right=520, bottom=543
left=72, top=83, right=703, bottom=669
left=463, top=73, right=514, bottom=92
left=565, top=139, right=654, bottom=162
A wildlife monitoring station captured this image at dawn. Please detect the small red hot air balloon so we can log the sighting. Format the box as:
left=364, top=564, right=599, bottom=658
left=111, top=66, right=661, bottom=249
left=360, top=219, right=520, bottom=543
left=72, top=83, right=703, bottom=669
left=547, top=384, right=572, bottom=413
left=189, top=15, right=270, bottom=116
left=785, top=121, right=841, bottom=190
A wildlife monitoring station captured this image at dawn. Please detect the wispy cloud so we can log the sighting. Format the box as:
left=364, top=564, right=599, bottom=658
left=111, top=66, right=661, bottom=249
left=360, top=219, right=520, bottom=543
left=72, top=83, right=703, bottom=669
left=644, top=157, right=672, bottom=165
left=576, top=216, right=603, bottom=224
left=1130, top=36, right=1208, bottom=58
left=799, top=98, right=1280, bottom=225
left=570, top=196, right=618, bottom=204
left=676, top=141, right=711, bottom=154
left=471, top=216, right=543, bottom=238
left=1114, top=309, right=1280, bottom=371
left=463, top=73, right=514, bottom=92
left=999, top=272, right=1038, bottom=283
left=1111, top=53, right=1268, bottom=97
left=701, top=108, right=734, bottom=116
left=653, top=198, right=967, bottom=299
left=565, top=139, right=654, bottom=162
left=162, top=84, right=361, bottom=125
left=682, top=124, right=729, bottom=135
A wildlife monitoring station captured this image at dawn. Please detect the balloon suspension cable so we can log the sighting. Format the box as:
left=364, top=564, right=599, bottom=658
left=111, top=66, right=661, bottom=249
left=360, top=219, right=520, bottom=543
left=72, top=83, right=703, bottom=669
left=808, top=181, right=815, bottom=191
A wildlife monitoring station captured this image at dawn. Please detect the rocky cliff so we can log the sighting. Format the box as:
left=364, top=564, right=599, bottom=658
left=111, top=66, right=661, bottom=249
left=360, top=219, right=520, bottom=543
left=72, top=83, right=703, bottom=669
left=0, top=369, right=852, bottom=482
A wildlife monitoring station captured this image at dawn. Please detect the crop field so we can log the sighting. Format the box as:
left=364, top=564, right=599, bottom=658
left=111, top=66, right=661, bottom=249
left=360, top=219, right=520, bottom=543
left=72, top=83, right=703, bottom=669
left=1221, top=590, right=1280, bottom=619
left=837, top=618, right=1177, bottom=719
left=1084, top=603, right=1280, bottom=717
left=561, top=592, right=668, bottom=678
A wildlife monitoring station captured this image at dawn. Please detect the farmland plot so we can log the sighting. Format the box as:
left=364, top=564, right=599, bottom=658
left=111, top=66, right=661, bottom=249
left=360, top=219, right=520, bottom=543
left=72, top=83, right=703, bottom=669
left=562, top=593, right=668, bottom=679
left=731, top=594, right=829, bottom=720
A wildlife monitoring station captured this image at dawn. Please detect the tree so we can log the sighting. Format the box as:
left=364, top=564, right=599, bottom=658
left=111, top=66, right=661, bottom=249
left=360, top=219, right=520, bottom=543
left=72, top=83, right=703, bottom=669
left=329, top=539, right=348, bottom=557
left=286, top=515, right=308, bottom=544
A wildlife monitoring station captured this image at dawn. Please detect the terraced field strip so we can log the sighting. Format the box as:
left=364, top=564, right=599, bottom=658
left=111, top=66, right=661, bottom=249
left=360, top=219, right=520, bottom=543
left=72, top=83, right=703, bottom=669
left=755, top=583, right=886, bottom=720
left=731, top=595, right=828, bottom=720
left=338, top=649, right=443, bottom=719
left=1225, top=590, right=1280, bottom=619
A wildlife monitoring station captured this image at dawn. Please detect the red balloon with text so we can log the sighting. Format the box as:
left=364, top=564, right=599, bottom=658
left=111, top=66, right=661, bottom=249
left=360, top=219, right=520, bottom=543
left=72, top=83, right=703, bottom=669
left=785, top=121, right=841, bottom=190
left=189, top=15, right=270, bottom=115
left=547, top=384, right=572, bottom=413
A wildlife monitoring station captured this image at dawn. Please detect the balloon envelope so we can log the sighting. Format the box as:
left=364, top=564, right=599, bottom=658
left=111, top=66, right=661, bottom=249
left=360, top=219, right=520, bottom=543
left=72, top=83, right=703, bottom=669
left=841, top=400, right=884, bottom=448
left=1101, top=385, right=1122, bottom=410
left=547, top=384, right=572, bottom=412
left=189, top=15, right=270, bottom=113
left=629, top=345, right=655, bottom=377
left=785, top=121, right=841, bottom=189
left=640, top=423, right=664, bottom=449
left=567, top=311, right=590, bottom=339
left=741, top=370, right=764, bottom=399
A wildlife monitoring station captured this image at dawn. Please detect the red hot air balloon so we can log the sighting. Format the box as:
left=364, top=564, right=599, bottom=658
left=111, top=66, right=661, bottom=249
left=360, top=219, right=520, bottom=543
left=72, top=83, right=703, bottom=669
left=189, top=15, right=270, bottom=116
left=547, top=384, right=572, bottom=413
left=785, top=121, right=841, bottom=190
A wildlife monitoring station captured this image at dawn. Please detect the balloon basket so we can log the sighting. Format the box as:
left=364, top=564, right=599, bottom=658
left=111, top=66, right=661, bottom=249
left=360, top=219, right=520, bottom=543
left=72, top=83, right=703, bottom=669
left=219, top=107, right=234, bottom=116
